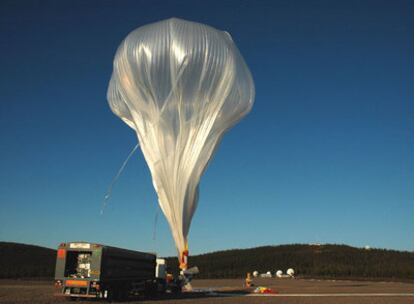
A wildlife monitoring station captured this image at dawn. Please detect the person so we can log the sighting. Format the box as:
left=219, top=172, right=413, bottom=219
left=245, top=272, right=252, bottom=287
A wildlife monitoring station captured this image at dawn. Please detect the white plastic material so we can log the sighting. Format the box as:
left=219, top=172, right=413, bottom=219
left=108, top=18, right=255, bottom=262
left=287, top=268, right=295, bottom=276
left=276, top=270, right=283, bottom=277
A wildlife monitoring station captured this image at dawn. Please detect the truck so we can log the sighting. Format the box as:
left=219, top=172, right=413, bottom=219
left=54, top=242, right=175, bottom=300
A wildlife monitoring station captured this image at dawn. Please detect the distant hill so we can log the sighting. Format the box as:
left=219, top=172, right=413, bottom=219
left=1, top=242, right=414, bottom=281
left=166, top=244, right=414, bottom=281
left=0, top=242, right=55, bottom=278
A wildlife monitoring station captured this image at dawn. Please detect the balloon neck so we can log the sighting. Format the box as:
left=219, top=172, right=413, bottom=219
left=179, top=249, right=189, bottom=270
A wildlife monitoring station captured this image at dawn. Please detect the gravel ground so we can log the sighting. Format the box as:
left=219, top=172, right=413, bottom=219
left=1, top=278, right=413, bottom=304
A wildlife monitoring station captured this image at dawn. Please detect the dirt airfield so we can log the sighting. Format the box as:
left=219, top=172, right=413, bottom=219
left=1, top=278, right=414, bottom=304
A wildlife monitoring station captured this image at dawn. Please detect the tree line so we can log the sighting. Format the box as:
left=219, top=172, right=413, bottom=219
left=1, top=242, right=414, bottom=281
left=166, top=244, right=414, bottom=281
left=0, top=242, right=55, bottom=278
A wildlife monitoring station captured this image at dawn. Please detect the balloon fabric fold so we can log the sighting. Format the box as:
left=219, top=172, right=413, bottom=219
left=108, top=18, right=255, bottom=269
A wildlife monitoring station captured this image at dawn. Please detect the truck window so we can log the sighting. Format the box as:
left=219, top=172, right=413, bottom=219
left=64, top=251, right=92, bottom=278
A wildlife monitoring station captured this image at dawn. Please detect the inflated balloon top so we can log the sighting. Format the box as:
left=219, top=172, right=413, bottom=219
left=108, top=18, right=255, bottom=269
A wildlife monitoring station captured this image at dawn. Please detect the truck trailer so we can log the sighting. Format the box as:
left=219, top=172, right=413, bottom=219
left=54, top=242, right=169, bottom=300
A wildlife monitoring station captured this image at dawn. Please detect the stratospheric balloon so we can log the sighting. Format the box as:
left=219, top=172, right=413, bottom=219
left=107, top=18, right=255, bottom=269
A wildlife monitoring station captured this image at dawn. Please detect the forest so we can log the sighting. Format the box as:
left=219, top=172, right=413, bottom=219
left=168, top=244, right=414, bottom=280
left=1, top=242, right=414, bottom=281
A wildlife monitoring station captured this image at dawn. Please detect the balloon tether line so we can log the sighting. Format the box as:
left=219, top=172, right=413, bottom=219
left=100, top=143, right=140, bottom=215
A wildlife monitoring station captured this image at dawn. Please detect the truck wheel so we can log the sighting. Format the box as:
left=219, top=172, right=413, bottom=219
left=145, top=282, right=157, bottom=298
left=173, top=286, right=181, bottom=294
left=118, top=288, right=128, bottom=301
left=107, top=289, right=119, bottom=302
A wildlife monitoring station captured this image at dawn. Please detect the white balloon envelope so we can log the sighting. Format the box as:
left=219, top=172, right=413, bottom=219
left=107, top=18, right=255, bottom=269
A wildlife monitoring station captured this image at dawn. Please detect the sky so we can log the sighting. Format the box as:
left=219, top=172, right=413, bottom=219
left=0, top=0, right=413, bottom=258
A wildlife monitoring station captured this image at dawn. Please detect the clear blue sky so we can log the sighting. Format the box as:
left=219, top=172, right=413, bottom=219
left=1, top=0, right=413, bottom=257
